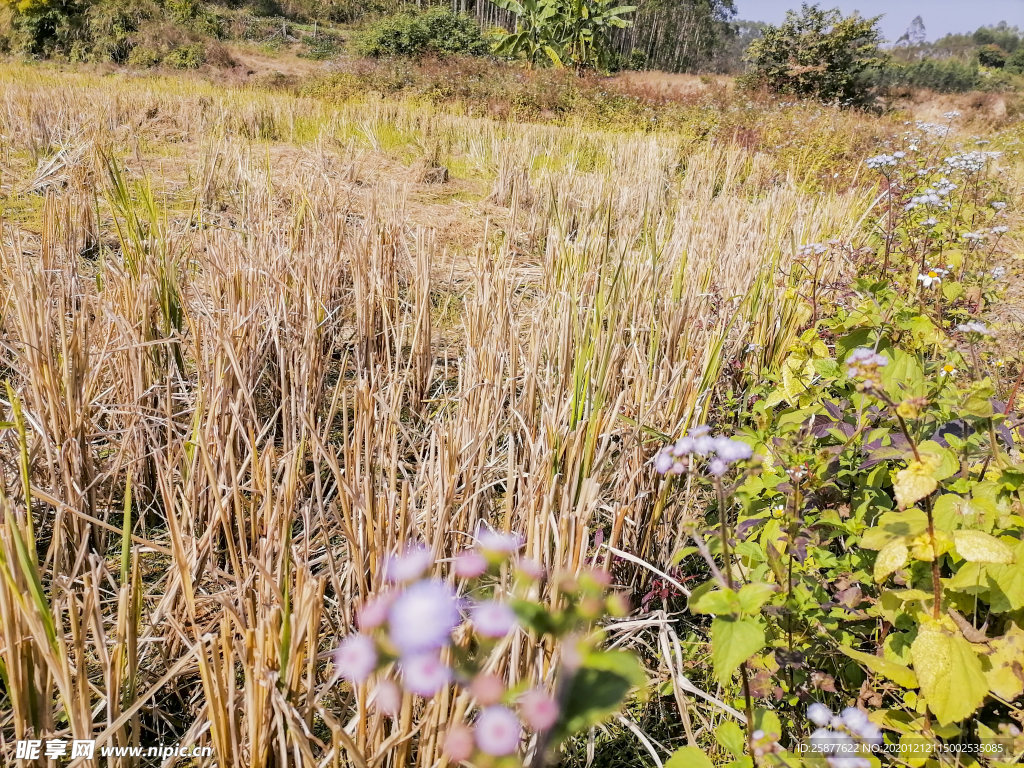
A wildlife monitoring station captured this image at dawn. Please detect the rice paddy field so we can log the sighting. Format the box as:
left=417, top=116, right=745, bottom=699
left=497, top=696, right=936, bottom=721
left=0, top=62, right=1022, bottom=767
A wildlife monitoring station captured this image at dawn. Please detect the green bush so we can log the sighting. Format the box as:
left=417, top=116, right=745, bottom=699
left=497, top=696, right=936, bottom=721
left=126, top=44, right=162, bottom=67
left=1007, top=47, right=1024, bottom=75
left=867, top=59, right=982, bottom=93
left=297, top=32, right=343, bottom=60
left=164, top=42, right=205, bottom=68
left=978, top=43, right=1008, bottom=69
left=356, top=7, right=487, bottom=58
left=744, top=3, right=885, bottom=104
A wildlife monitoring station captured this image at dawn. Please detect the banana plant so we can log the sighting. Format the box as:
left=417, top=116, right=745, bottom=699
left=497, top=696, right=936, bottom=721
left=491, top=0, right=636, bottom=71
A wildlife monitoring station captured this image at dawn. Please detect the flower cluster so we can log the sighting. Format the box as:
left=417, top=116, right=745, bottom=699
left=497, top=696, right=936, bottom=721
left=943, top=151, right=1001, bottom=174
left=845, top=347, right=888, bottom=388
left=654, top=425, right=754, bottom=477
left=334, top=534, right=629, bottom=764
left=955, top=321, right=991, bottom=336
left=798, top=243, right=828, bottom=257
left=866, top=154, right=900, bottom=170
left=807, top=703, right=883, bottom=768
left=992, top=201, right=1007, bottom=210
left=914, top=121, right=950, bottom=138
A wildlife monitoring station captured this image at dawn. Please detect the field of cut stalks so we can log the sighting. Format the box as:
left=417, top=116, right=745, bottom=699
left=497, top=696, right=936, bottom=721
left=0, top=63, right=1021, bottom=768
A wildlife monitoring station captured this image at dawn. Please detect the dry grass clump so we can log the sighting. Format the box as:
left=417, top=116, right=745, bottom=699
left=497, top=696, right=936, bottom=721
left=0, top=62, right=885, bottom=766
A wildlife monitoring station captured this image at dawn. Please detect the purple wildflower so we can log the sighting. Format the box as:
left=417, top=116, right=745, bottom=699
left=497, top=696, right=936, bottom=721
left=334, top=634, right=378, bottom=684
left=401, top=652, right=451, bottom=696
left=475, top=706, right=522, bottom=757
left=383, top=544, right=433, bottom=584
left=388, top=580, right=461, bottom=654
left=471, top=601, right=518, bottom=638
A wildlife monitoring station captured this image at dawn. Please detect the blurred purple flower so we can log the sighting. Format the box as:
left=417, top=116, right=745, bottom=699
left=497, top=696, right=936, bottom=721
left=401, top=652, right=451, bottom=696
left=334, top=634, right=377, bottom=684
left=713, top=436, right=753, bottom=462
left=388, top=580, right=461, bottom=654
left=384, top=544, right=433, bottom=583
left=475, top=705, right=522, bottom=756
left=453, top=550, right=488, bottom=578
left=519, top=689, right=559, bottom=730
left=477, top=529, right=523, bottom=554
left=471, top=601, right=518, bottom=638
left=357, top=593, right=393, bottom=630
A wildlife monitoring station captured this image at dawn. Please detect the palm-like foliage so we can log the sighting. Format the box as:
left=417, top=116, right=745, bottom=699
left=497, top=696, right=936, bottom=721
left=491, top=0, right=636, bottom=71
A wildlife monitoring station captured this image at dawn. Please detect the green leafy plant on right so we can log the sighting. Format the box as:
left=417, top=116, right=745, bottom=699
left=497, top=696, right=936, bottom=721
left=744, top=2, right=885, bottom=104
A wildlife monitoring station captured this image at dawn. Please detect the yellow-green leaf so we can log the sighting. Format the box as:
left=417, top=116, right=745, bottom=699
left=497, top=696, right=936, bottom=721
left=667, top=747, right=715, bottom=768
left=984, top=623, right=1024, bottom=701
left=840, top=645, right=919, bottom=689
left=712, top=617, right=765, bottom=683
left=953, top=530, right=1016, bottom=564
left=894, top=456, right=940, bottom=509
left=911, top=623, right=988, bottom=725
left=874, top=538, right=909, bottom=583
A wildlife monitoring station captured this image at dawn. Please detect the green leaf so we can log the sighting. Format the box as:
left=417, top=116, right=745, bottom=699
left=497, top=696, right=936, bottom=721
left=984, top=623, right=1024, bottom=700
left=962, top=379, right=996, bottom=418
left=753, top=708, right=782, bottom=739
left=839, top=645, right=919, bottom=688
left=918, top=442, right=958, bottom=481
left=690, top=587, right=741, bottom=616
left=874, top=538, right=909, bottom=583
left=712, top=617, right=765, bottom=682
left=894, top=455, right=940, bottom=509
left=715, top=720, right=747, bottom=759
left=558, top=650, right=646, bottom=740
left=666, top=747, right=715, bottom=768
left=953, top=531, right=1016, bottom=564
left=911, top=623, right=988, bottom=725
left=738, top=583, right=777, bottom=615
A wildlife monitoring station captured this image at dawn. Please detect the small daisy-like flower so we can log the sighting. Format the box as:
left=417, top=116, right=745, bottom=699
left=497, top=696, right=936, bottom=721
left=471, top=601, right=518, bottom=638
left=401, top=652, right=451, bottom=696
left=918, top=270, right=943, bottom=288
left=334, top=634, right=378, bottom=684
left=475, top=706, right=522, bottom=757
left=519, top=689, right=560, bottom=730
left=940, top=363, right=956, bottom=377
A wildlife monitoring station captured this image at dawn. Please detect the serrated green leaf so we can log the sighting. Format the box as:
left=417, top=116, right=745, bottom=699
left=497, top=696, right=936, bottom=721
left=691, top=588, right=741, bottom=616
left=715, top=720, right=747, bottom=759
left=874, top=538, right=909, bottom=583
left=953, top=530, right=1016, bottom=564
left=911, top=623, right=988, bottom=725
left=712, top=617, right=765, bottom=682
left=840, top=645, right=919, bottom=688
left=738, top=583, right=776, bottom=614
left=666, top=747, right=715, bottom=768
left=895, top=456, right=940, bottom=509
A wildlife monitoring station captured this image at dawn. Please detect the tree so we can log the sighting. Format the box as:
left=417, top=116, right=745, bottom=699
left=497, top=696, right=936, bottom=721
left=491, top=0, right=636, bottom=71
left=978, top=44, right=1007, bottom=69
left=744, top=3, right=885, bottom=104
left=895, top=15, right=926, bottom=47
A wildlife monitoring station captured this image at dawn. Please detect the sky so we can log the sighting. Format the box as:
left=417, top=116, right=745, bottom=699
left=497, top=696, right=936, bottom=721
left=733, top=1, right=1024, bottom=42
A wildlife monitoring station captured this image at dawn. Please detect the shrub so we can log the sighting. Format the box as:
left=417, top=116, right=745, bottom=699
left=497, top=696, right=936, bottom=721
left=126, top=44, right=161, bottom=67
left=744, top=3, right=885, bottom=104
left=866, top=59, right=983, bottom=93
left=163, top=42, right=204, bottom=68
left=356, top=7, right=487, bottom=59
left=978, top=43, right=1008, bottom=69
left=1007, top=47, right=1024, bottom=75
left=297, top=32, right=343, bottom=60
